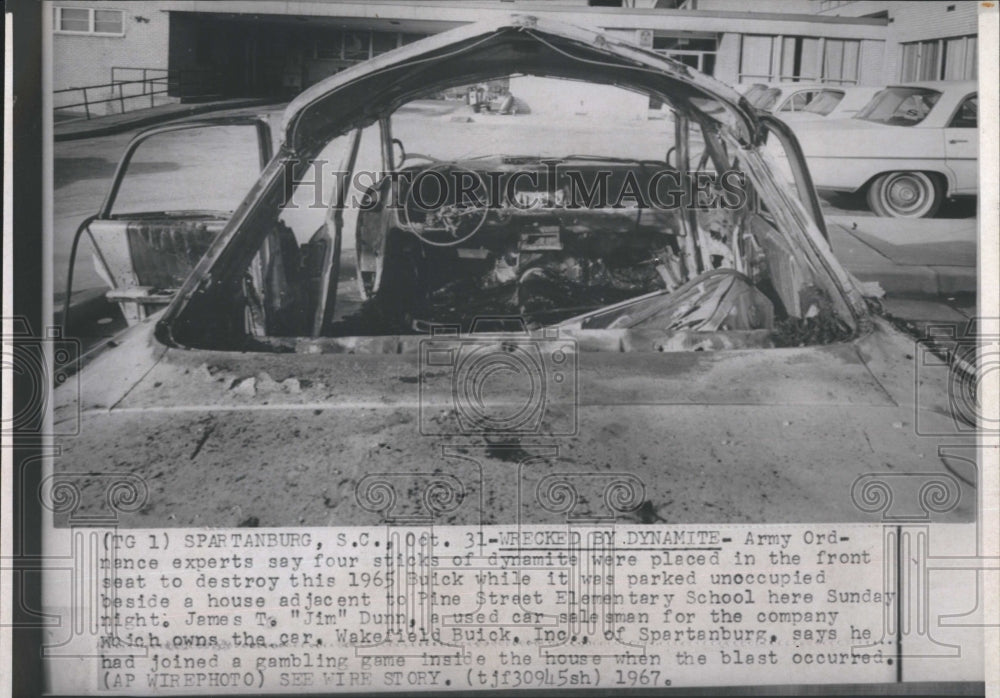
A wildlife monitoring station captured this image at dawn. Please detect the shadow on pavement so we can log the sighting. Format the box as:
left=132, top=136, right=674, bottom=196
left=54, top=157, right=181, bottom=189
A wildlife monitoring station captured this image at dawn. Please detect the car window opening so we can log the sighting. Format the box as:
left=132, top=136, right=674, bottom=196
left=855, top=86, right=942, bottom=126
left=172, top=75, right=854, bottom=354
left=802, top=90, right=845, bottom=116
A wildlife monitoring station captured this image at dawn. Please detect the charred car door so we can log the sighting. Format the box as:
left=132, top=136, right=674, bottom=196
left=84, top=116, right=272, bottom=324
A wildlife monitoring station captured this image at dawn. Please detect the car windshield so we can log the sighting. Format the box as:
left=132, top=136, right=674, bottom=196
left=855, top=86, right=941, bottom=126
left=742, top=84, right=769, bottom=104
left=749, top=87, right=781, bottom=111
left=802, top=90, right=845, bottom=116
left=167, top=72, right=856, bottom=353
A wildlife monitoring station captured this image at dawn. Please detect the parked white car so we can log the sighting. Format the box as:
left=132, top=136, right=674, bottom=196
left=740, top=82, right=873, bottom=119
left=791, top=81, right=978, bottom=217
left=777, top=85, right=882, bottom=123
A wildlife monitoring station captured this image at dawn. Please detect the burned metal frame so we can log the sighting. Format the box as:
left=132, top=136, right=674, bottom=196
left=61, top=115, right=274, bottom=332
left=152, top=15, right=863, bottom=350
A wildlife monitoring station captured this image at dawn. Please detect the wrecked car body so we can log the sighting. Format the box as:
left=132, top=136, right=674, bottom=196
left=55, top=15, right=976, bottom=526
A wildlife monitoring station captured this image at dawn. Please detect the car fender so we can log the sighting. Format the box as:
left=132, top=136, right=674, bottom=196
left=806, top=158, right=955, bottom=195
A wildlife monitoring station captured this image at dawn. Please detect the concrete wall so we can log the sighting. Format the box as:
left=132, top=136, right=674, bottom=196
left=857, top=39, right=885, bottom=85
left=884, top=1, right=978, bottom=41
left=713, top=32, right=741, bottom=87
left=51, top=0, right=174, bottom=115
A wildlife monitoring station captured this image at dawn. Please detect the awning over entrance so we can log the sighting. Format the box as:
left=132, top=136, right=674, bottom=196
left=167, top=11, right=456, bottom=98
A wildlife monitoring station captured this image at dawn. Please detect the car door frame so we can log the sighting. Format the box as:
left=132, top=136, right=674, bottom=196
left=84, top=115, right=273, bottom=325
left=98, top=115, right=273, bottom=218
left=942, top=91, right=978, bottom=196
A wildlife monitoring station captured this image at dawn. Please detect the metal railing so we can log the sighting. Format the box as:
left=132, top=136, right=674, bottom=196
left=54, top=67, right=224, bottom=121
left=110, top=66, right=169, bottom=91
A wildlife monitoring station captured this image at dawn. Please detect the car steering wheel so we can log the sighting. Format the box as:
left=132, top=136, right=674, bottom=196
left=393, top=138, right=441, bottom=166
left=400, top=163, right=490, bottom=247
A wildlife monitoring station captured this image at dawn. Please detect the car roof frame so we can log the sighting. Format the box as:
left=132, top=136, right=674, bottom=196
left=281, top=13, right=761, bottom=155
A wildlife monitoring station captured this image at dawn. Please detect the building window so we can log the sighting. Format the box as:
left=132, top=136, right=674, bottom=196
left=652, top=35, right=717, bottom=76
left=313, top=31, right=429, bottom=63
left=94, top=9, right=124, bottom=34
left=371, top=31, right=399, bottom=56
left=314, top=30, right=344, bottom=60
left=739, top=34, right=859, bottom=84
left=822, top=39, right=860, bottom=85
left=54, top=6, right=125, bottom=36
left=343, top=31, right=371, bottom=61
left=900, top=36, right=977, bottom=82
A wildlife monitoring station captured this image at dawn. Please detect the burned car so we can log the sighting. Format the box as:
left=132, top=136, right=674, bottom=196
left=55, top=16, right=976, bottom=526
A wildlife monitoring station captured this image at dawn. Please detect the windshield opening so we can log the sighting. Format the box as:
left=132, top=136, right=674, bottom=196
left=855, top=86, right=941, bottom=126
left=742, top=84, right=768, bottom=104
left=802, top=90, right=845, bottom=116
left=749, top=87, right=781, bottom=111
left=171, top=74, right=855, bottom=353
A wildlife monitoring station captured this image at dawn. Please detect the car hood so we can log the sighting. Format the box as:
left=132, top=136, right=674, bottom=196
left=281, top=14, right=760, bottom=155
left=53, top=317, right=975, bottom=527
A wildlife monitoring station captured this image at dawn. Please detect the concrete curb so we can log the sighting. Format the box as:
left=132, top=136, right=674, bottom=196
left=54, top=98, right=281, bottom=141
left=827, top=219, right=976, bottom=296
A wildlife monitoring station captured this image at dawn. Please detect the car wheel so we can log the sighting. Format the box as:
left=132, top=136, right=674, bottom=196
left=867, top=172, right=942, bottom=218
